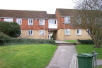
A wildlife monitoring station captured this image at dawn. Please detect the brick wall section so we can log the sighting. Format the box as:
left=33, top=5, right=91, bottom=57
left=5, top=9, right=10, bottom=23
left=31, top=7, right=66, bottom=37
left=55, top=9, right=61, bottom=29
left=20, top=19, right=48, bottom=30
left=56, top=9, right=73, bottom=29
left=55, top=9, right=83, bottom=29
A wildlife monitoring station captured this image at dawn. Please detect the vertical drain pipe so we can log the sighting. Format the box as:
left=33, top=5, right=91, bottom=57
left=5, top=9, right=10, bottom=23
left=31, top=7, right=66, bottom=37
left=92, top=51, right=98, bottom=68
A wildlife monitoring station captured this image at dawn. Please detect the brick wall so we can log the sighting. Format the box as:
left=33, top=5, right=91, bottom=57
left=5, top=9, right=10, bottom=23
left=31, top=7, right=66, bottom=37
left=20, top=19, right=48, bottom=30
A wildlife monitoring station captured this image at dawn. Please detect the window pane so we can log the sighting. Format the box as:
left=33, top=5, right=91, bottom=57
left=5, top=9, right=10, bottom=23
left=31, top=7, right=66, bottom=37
left=39, top=19, right=45, bottom=25
left=64, top=17, right=70, bottom=24
left=76, top=29, right=81, bottom=35
left=49, top=20, right=55, bottom=24
left=76, top=18, right=81, bottom=24
left=65, top=29, right=70, bottom=35
left=39, top=30, right=45, bottom=36
left=16, top=18, right=22, bottom=25
left=28, top=19, right=33, bottom=25
left=28, top=30, right=33, bottom=36
left=4, top=18, right=13, bottom=22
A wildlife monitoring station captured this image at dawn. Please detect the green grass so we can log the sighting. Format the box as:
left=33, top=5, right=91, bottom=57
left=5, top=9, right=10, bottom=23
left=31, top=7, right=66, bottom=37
left=0, top=44, right=57, bottom=68
left=65, top=40, right=76, bottom=43
left=76, top=44, right=102, bottom=59
left=98, top=66, right=102, bottom=68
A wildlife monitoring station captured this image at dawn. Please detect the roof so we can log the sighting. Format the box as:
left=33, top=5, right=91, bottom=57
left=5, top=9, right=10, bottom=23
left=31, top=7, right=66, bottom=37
left=57, top=8, right=102, bottom=17
left=56, top=8, right=77, bottom=17
left=47, top=14, right=56, bottom=19
left=0, top=9, right=48, bottom=18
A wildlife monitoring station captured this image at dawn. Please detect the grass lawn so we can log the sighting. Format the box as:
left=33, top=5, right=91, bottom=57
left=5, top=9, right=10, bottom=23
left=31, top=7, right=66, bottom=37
left=76, top=44, right=102, bottom=59
left=0, top=44, right=57, bottom=68
left=65, top=40, right=76, bottom=43
left=98, top=66, right=102, bottom=68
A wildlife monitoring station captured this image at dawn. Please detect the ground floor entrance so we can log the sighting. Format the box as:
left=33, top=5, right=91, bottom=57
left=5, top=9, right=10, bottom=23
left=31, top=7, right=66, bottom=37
left=48, top=30, right=57, bottom=40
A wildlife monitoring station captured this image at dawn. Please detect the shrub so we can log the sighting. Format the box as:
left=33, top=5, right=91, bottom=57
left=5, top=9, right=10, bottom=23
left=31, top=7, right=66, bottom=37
left=0, top=32, right=11, bottom=44
left=3, top=38, right=56, bottom=45
left=0, top=21, right=21, bottom=38
left=77, top=39, right=94, bottom=44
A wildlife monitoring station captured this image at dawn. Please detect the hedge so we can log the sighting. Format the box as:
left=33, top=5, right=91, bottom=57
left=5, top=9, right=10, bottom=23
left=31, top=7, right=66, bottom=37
left=0, top=38, right=56, bottom=45
left=77, top=39, right=94, bottom=44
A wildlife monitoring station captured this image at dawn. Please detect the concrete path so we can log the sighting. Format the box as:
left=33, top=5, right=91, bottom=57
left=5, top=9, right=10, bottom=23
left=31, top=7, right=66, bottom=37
left=55, top=41, right=71, bottom=44
left=97, top=59, right=102, bottom=66
left=46, top=45, right=77, bottom=68
left=46, top=41, right=102, bottom=68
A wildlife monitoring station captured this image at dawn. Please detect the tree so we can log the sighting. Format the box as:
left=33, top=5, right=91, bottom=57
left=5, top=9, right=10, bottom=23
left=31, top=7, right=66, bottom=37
left=0, top=21, right=21, bottom=38
left=73, top=0, right=102, bottom=48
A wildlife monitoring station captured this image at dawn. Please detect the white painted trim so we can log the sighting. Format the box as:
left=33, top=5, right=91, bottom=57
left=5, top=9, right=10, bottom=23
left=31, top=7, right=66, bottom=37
left=39, top=19, right=45, bottom=25
left=76, top=29, right=82, bottom=35
left=16, top=18, right=22, bottom=25
left=28, top=30, right=33, bottom=36
left=28, top=18, right=33, bottom=25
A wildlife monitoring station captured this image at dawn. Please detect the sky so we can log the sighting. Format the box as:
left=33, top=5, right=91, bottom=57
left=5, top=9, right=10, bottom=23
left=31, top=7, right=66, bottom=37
left=0, top=0, right=76, bottom=14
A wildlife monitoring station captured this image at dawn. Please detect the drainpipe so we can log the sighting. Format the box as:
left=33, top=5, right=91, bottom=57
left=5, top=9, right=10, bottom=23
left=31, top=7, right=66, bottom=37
left=92, top=51, right=98, bottom=68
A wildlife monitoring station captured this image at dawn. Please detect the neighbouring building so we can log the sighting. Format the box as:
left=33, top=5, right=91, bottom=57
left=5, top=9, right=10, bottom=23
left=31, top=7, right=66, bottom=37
left=0, top=8, right=91, bottom=40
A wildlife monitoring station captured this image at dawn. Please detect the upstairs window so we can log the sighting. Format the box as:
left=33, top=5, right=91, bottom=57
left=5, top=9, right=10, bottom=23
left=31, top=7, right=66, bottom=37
left=64, top=17, right=70, bottom=24
left=39, top=19, right=45, bottom=25
left=48, top=20, right=56, bottom=24
left=28, top=19, right=33, bottom=25
left=95, top=18, right=102, bottom=24
left=76, top=29, right=82, bottom=35
left=16, top=18, right=22, bottom=25
left=39, top=30, right=45, bottom=36
left=28, top=30, right=33, bottom=36
left=4, top=18, right=13, bottom=22
left=65, top=29, right=70, bottom=35
left=76, top=18, right=81, bottom=24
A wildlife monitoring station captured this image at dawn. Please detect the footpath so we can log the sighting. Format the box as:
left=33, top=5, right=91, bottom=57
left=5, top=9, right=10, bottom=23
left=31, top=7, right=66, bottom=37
left=46, top=41, right=102, bottom=68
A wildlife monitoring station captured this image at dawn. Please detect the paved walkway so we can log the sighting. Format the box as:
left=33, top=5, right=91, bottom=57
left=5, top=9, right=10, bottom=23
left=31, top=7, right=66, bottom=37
left=97, top=59, right=102, bottom=66
left=46, top=41, right=102, bottom=68
left=46, top=45, right=77, bottom=68
left=55, top=41, right=71, bottom=44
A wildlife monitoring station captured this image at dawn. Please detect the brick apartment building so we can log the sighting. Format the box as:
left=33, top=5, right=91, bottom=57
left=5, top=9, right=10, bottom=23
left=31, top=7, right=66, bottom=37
left=0, top=8, right=91, bottom=40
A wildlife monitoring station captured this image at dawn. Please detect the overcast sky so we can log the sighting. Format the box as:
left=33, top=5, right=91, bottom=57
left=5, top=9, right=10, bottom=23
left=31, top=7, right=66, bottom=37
left=0, top=0, right=76, bottom=14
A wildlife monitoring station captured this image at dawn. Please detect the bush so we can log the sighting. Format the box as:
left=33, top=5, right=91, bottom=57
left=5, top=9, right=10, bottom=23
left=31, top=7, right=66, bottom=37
left=3, top=38, right=56, bottom=45
left=0, top=32, right=11, bottom=45
left=0, top=21, right=21, bottom=38
left=77, top=39, right=94, bottom=44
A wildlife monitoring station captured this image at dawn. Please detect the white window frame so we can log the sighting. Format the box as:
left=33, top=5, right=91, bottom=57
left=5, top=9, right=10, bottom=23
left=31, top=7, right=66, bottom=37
left=28, top=19, right=33, bottom=25
left=16, top=18, right=22, bottom=25
left=4, top=18, right=13, bottom=22
left=65, top=29, right=70, bottom=35
left=76, top=18, right=81, bottom=24
left=20, top=30, right=22, bottom=36
left=28, top=30, right=33, bottom=36
left=64, top=16, right=70, bottom=24
left=39, top=19, right=45, bottom=25
left=39, top=30, right=45, bottom=36
left=48, top=19, right=56, bottom=24
left=76, top=29, right=82, bottom=35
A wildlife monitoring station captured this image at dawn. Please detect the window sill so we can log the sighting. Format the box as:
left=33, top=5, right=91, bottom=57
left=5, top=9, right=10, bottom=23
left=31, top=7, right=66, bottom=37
left=29, top=25, right=32, bottom=26
left=28, top=35, right=33, bottom=36
left=76, top=34, right=82, bottom=36
left=40, top=25, right=45, bottom=26
left=65, top=35, right=70, bottom=36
